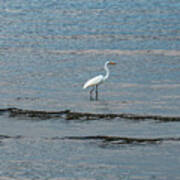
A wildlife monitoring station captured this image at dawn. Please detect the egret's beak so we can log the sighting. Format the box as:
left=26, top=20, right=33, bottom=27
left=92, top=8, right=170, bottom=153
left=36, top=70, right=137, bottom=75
left=109, top=61, right=116, bottom=65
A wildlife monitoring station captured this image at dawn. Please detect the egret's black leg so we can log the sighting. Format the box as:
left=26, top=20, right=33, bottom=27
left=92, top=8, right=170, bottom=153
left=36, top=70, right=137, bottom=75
left=90, top=87, right=95, bottom=100
left=95, top=85, right=98, bottom=100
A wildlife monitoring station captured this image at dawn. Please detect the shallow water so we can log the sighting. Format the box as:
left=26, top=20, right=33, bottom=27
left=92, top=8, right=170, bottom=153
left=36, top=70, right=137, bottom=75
left=0, top=0, right=180, bottom=179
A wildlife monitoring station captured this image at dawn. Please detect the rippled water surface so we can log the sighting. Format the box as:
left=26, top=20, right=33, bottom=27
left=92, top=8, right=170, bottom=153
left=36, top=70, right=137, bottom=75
left=0, top=0, right=180, bottom=179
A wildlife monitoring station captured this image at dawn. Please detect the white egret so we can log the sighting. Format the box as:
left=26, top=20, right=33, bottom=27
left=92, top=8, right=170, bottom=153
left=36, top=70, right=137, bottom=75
left=83, top=61, right=116, bottom=100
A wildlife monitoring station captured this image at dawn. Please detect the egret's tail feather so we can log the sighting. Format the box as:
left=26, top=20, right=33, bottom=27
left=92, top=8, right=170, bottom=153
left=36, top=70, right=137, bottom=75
left=83, top=84, right=88, bottom=89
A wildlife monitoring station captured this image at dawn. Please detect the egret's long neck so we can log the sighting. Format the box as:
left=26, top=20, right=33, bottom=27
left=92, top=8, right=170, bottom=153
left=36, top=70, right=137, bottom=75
left=104, top=62, right=109, bottom=81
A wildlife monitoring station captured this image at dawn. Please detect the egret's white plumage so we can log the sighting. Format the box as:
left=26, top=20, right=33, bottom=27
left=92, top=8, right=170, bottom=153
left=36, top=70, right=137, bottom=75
left=83, top=61, right=116, bottom=100
left=83, top=75, right=104, bottom=89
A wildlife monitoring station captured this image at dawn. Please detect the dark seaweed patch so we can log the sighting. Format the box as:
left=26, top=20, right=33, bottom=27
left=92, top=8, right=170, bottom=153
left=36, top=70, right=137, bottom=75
left=1, top=133, right=180, bottom=146
left=0, top=107, right=180, bottom=122
left=0, top=135, right=12, bottom=139
left=8, top=108, right=70, bottom=120
left=0, top=134, right=23, bottom=140
left=61, top=136, right=180, bottom=145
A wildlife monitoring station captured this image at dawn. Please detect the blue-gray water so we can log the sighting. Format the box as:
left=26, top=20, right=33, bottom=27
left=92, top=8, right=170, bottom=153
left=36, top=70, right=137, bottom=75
left=0, top=0, right=180, bottom=179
